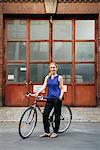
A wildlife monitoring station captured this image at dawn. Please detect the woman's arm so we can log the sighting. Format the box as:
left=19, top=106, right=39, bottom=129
left=59, top=75, right=64, bottom=100
left=35, top=75, right=49, bottom=97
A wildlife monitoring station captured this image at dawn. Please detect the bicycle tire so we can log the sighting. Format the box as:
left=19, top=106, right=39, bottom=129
left=19, top=107, right=37, bottom=139
left=52, top=105, right=72, bottom=133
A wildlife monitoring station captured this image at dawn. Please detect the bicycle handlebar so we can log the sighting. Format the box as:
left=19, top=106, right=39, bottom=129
left=26, top=92, right=45, bottom=100
left=26, top=92, right=60, bottom=101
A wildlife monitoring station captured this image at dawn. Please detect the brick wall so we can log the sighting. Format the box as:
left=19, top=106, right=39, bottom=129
left=0, top=3, right=3, bottom=106
left=0, top=1, right=100, bottom=106
left=2, top=2, right=100, bottom=14
left=57, top=3, right=100, bottom=14
left=97, top=14, right=100, bottom=105
left=3, top=2, right=45, bottom=14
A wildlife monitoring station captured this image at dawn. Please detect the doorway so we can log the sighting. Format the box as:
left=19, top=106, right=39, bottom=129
left=4, top=17, right=96, bottom=106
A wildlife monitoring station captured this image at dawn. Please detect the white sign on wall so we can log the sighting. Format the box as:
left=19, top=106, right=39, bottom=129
left=8, top=75, right=14, bottom=80
left=33, top=85, right=67, bottom=93
left=20, top=67, right=26, bottom=71
left=33, top=85, right=45, bottom=93
left=63, top=85, right=67, bottom=92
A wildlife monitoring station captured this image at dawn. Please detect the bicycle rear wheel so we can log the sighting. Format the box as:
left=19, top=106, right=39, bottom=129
left=58, top=105, right=72, bottom=133
left=52, top=105, right=72, bottom=133
left=19, top=107, right=37, bottom=139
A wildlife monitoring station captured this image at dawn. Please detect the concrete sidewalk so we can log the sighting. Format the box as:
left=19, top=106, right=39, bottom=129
left=0, top=107, right=100, bottom=122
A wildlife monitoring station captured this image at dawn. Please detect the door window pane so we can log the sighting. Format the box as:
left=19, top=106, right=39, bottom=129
left=52, top=42, right=72, bottom=61
left=30, top=42, right=49, bottom=61
left=53, top=20, right=72, bottom=40
left=30, top=64, right=49, bottom=82
left=58, top=64, right=72, bottom=83
left=7, top=42, right=26, bottom=61
left=75, top=42, right=94, bottom=61
left=76, top=20, right=95, bottom=40
left=75, top=64, right=94, bottom=83
left=7, top=20, right=26, bottom=40
left=7, top=64, right=26, bottom=83
left=30, top=20, right=49, bottom=40
left=30, top=64, right=72, bottom=83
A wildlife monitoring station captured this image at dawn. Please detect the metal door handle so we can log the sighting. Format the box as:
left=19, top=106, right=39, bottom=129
left=24, top=81, right=28, bottom=85
left=29, top=81, right=32, bottom=85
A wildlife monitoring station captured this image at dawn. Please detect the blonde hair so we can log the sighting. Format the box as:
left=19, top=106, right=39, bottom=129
left=48, top=62, right=58, bottom=78
left=49, top=62, right=58, bottom=69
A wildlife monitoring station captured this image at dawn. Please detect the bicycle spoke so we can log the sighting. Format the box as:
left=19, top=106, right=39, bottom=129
left=19, top=107, right=37, bottom=139
left=52, top=105, right=72, bottom=133
left=59, top=106, right=72, bottom=133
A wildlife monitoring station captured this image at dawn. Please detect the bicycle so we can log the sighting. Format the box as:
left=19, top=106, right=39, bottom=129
left=18, top=92, right=72, bottom=139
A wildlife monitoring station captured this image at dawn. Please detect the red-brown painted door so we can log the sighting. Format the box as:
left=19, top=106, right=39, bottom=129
left=4, top=19, right=29, bottom=106
left=4, top=17, right=96, bottom=106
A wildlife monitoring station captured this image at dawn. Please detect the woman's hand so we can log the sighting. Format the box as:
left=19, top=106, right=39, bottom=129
left=34, top=93, right=39, bottom=97
left=59, top=96, right=62, bottom=100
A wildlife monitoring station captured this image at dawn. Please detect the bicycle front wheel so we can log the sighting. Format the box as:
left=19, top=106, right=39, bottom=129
left=58, top=105, right=72, bottom=133
left=19, top=107, right=37, bottom=139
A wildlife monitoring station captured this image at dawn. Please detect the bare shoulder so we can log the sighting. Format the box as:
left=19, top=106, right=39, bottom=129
left=45, top=75, right=50, bottom=80
left=43, top=75, right=49, bottom=85
left=58, top=75, right=63, bottom=81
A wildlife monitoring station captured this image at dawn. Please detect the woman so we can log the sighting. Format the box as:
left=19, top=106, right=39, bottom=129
left=35, top=62, right=64, bottom=138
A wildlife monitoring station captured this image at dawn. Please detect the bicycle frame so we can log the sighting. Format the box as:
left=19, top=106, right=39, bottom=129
left=33, top=98, right=54, bottom=123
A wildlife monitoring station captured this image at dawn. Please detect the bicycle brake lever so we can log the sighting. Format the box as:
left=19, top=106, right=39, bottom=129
left=26, top=92, right=30, bottom=97
left=37, top=95, right=43, bottom=100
